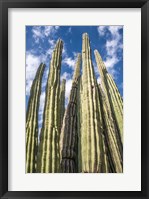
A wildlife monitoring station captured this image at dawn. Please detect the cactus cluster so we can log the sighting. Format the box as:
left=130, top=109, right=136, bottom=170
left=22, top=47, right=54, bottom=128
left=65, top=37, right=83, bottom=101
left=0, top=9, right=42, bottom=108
left=26, top=33, right=123, bottom=173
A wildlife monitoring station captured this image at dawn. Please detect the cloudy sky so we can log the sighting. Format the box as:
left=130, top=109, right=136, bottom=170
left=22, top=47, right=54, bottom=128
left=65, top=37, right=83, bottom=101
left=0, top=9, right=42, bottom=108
left=26, top=25, right=123, bottom=132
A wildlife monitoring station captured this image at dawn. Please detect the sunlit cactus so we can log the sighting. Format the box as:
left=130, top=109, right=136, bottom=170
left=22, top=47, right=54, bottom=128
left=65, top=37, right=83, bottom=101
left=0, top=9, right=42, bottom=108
left=79, top=33, right=104, bottom=173
left=37, top=39, right=63, bottom=173
left=94, top=49, right=123, bottom=145
left=26, top=63, right=45, bottom=173
left=26, top=32, right=123, bottom=173
left=60, top=53, right=81, bottom=173
left=95, top=50, right=123, bottom=173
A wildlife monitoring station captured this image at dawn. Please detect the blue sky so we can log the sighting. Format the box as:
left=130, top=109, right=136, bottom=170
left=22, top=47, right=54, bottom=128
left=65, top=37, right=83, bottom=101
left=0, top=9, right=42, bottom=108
left=26, top=25, right=123, bottom=132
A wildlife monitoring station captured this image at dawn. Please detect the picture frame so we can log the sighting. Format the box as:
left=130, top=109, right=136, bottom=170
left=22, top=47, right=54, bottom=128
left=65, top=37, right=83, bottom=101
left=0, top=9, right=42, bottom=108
left=0, top=0, right=148, bottom=198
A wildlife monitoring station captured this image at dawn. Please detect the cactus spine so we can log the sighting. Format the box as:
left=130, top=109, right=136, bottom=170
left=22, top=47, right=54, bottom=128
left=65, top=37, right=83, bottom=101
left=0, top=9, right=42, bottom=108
left=95, top=50, right=123, bottom=172
left=59, top=79, right=66, bottom=128
left=37, top=39, right=63, bottom=173
left=26, top=63, right=45, bottom=173
left=79, top=33, right=104, bottom=173
left=60, top=54, right=81, bottom=173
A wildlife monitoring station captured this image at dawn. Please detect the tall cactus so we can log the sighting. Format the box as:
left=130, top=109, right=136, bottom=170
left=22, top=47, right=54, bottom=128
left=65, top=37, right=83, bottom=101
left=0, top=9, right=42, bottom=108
left=37, top=39, right=63, bottom=173
left=79, top=33, right=104, bottom=173
left=59, top=79, right=66, bottom=128
left=26, top=63, right=45, bottom=173
left=94, top=49, right=123, bottom=144
left=95, top=50, right=123, bottom=172
left=60, top=53, right=81, bottom=173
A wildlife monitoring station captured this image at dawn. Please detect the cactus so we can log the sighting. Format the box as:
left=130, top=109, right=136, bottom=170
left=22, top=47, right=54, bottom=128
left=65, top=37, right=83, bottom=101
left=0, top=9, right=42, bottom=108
left=37, top=39, right=63, bottom=173
left=26, top=63, right=45, bottom=173
left=26, top=33, right=123, bottom=173
left=94, top=49, right=123, bottom=145
left=60, top=53, right=81, bottom=173
left=79, top=33, right=104, bottom=173
left=59, top=79, right=66, bottom=128
left=98, top=84, right=116, bottom=172
left=107, top=73, right=123, bottom=139
left=95, top=50, right=123, bottom=173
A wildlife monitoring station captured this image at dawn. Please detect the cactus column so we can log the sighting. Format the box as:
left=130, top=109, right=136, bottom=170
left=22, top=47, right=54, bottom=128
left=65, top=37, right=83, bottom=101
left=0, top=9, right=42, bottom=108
left=94, top=49, right=123, bottom=145
left=59, top=79, right=66, bottom=128
left=37, top=39, right=63, bottom=173
left=95, top=50, right=123, bottom=172
left=79, top=33, right=104, bottom=173
left=60, top=53, right=81, bottom=173
left=26, top=63, right=45, bottom=173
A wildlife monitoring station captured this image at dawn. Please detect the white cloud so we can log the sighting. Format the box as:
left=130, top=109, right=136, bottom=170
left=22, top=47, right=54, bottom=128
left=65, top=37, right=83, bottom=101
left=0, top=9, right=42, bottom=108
left=97, top=76, right=101, bottom=84
left=108, top=26, right=122, bottom=38
left=62, top=43, right=67, bottom=57
left=26, top=80, right=33, bottom=96
left=32, top=26, right=43, bottom=43
left=65, top=79, right=72, bottom=107
left=26, top=52, right=46, bottom=96
left=26, top=53, right=41, bottom=95
left=44, top=26, right=59, bottom=37
left=63, top=57, right=75, bottom=69
left=39, top=91, right=46, bottom=115
left=93, top=61, right=99, bottom=76
left=60, top=72, right=73, bottom=108
left=97, top=26, right=107, bottom=36
left=62, top=48, right=78, bottom=70
left=73, top=51, right=79, bottom=59
left=105, top=26, right=122, bottom=58
left=32, top=26, right=59, bottom=44
left=46, top=47, right=54, bottom=57
left=97, top=26, right=123, bottom=78
left=61, top=72, right=71, bottom=81
left=48, top=39, right=55, bottom=46
left=104, top=56, right=119, bottom=69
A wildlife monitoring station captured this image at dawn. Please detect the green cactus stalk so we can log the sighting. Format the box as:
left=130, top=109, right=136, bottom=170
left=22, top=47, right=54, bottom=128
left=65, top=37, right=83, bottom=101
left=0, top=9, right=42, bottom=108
left=77, top=76, right=83, bottom=172
left=26, top=63, right=45, bottom=173
left=95, top=50, right=123, bottom=173
left=101, top=133, right=110, bottom=173
left=98, top=84, right=116, bottom=173
left=107, top=73, right=123, bottom=137
left=37, top=39, right=63, bottom=173
left=60, top=53, right=81, bottom=173
left=79, top=33, right=104, bottom=173
left=59, top=79, right=66, bottom=128
left=94, top=49, right=123, bottom=145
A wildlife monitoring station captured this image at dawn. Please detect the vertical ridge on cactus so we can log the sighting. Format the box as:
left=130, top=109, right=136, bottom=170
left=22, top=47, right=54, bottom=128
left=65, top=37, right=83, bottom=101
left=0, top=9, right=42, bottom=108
left=26, top=63, right=45, bottom=173
left=37, top=39, right=63, bottom=173
left=95, top=49, right=123, bottom=173
left=59, top=79, right=66, bottom=129
left=60, top=53, right=81, bottom=173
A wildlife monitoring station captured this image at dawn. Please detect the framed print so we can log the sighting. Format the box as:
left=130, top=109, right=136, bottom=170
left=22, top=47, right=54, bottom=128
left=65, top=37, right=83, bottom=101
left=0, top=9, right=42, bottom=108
left=0, top=0, right=148, bottom=198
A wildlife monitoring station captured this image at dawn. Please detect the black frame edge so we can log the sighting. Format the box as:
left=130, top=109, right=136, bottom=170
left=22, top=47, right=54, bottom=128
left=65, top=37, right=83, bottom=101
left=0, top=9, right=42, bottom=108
left=0, top=0, right=8, bottom=199
left=0, top=0, right=148, bottom=198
